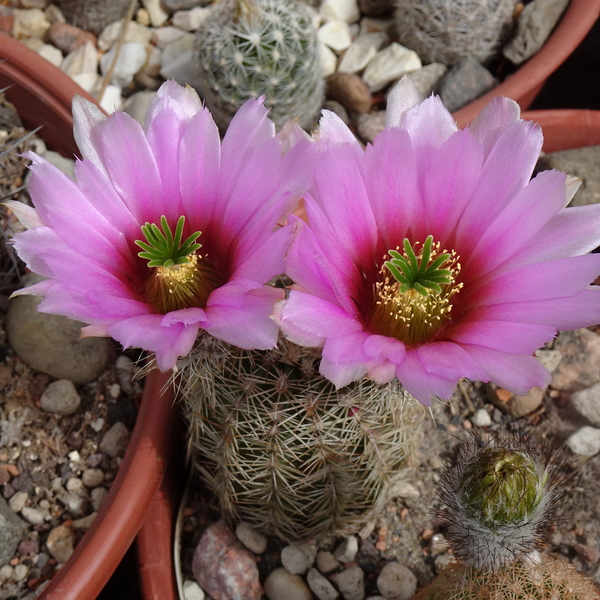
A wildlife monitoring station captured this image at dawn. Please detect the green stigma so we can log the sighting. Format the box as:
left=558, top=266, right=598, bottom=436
left=135, top=215, right=202, bottom=268
left=384, top=235, right=452, bottom=297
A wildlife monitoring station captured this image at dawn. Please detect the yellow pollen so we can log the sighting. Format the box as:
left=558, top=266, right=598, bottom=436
left=370, top=242, right=463, bottom=345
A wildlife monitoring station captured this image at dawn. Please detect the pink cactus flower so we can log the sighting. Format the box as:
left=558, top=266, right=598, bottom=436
left=275, top=79, right=600, bottom=404
left=9, top=81, right=313, bottom=370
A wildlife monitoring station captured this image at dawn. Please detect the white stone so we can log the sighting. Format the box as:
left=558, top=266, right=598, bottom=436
left=316, top=551, right=341, bottom=574
left=535, top=349, right=563, bottom=374
left=61, top=41, right=98, bottom=78
left=376, top=562, right=417, bottom=600
left=98, top=19, right=153, bottom=51
left=100, top=41, right=148, bottom=88
left=472, top=408, right=492, bottom=427
left=172, top=7, right=210, bottom=31
left=160, top=33, right=204, bottom=90
left=72, top=72, right=101, bottom=94
left=320, top=0, right=360, bottom=24
left=137, top=8, right=151, bottom=27
left=319, top=43, right=338, bottom=78
left=331, top=565, right=364, bottom=600
left=142, top=43, right=162, bottom=77
left=21, top=37, right=44, bottom=51
left=150, top=25, right=188, bottom=49
left=566, top=426, right=600, bottom=456
left=307, top=568, right=339, bottom=600
left=21, top=506, right=44, bottom=525
left=141, top=0, right=169, bottom=27
left=338, top=32, right=389, bottom=73
left=281, top=542, right=317, bottom=575
left=13, top=564, right=28, bottom=582
left=570, top=382, right=600, bottom=427
left=0, top=564, right=14, bottom=581
left=182, top=580, right=205, bottom=600
left=363, top=43, right=421, bottom=92
left=124, top=91, right=157, bottom=125
left=318, top=19, right=352, bottom=52
left=9, top=491, right=28, bottom=513
left=12, top=8, right=50, bottom=39
left=391, top=481, right=420, bottom=500
left=264, top=568, right=313, bottom=600
left=99, top=85, right=124, bottom=115
left=45, top=4, right=66, bottom=24
left=38, top=43, right=63, bottom=68
left=334, top=536, right=358, bottom=563
left=235, top=522, right=267, bottom=555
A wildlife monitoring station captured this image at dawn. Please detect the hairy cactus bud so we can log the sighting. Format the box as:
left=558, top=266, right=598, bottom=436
left=437, top=434, right=561, bottom=570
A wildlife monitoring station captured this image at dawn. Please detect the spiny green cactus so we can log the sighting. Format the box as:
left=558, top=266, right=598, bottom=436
left=411, top=555, right=600, bottom=600
left=193, top=0, right=325, bottom=132
left=394, top=0, right=517, bottom=66
left=178, top=335, right=424, bottom=541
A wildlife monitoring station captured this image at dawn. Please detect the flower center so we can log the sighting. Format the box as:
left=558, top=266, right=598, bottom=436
left=135, top=215, right=222, bottom=314
left=369, top=235, right=462, bottom=345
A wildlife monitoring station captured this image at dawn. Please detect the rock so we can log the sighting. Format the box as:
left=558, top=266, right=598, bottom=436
left=331, top=565, right=365, bottom=600
left=18, top=539, right=39, bottom=556
left=537, top=146, right=600, bottom=207
left=264, top=568, right=313, bottom=600
left=72, top=512, right=97, bottom=531
left=38, top=43, right=63, bottom=67
left=359, top=16, right=395, bottom=36
left=100, top=41, right=147, bottom=88
left=320, top=0, right=360, bottom=24
left=0, top=565, right=13, bottom=581
left=116, top=355, right=136, bottom=393
left=472, top=408, right=492, bottom=427
left=160, top=33, right=204, bottom=90
left=334, top=536, right=359, bottom=563
left=326, top=72, right=372, bottom=114
left=123, top=91, right=157, bottom=125
left=21, top=36, right=44, bottom=51
left=0, top=496, right=25, bottom=567
left=338, top=32, right=389, bottom=74
left=402, top=63, right=447, bottom=101
left=503, top=0, right=569, bottom=65
left=90, top=487, right=108, bottom=512
left=574, top=543, right=600, bottom=565
left=72, top=72, right=101, bottom=94
left=358, top=0, right=394, bottom=17
left=570, top=382, right=600, bottom=426
left=150, top=24, right=187, bottom=49
left=183, top=580, right=205, bottom=600
left=307, top=568, right=339, bottom=600
left=565, top=426, right=600, bottom=457
left=21, top=506, right=44, bottom=525
left=316, top=551, right=341, bottom=574
left=323, top=100, right=350, bottom=124
left=162, top=0, right=212, bottom=12
left=362, top=42, right=421, bottom=92
left=376, top=562, right=417, bottom=600
left=44, top=4, right=66, bottom=24
left=48, top=21, right=96, bottom=54
left=438, top=56, right=496, bottom=112
left=356, top=110, right=386, bottom=144
left=487, top=384, right=545, bottom=418
left=46, top=525, right=75, bottom=564
left=235, top=522, right=267, bottom=555
left=141, top=0, right=169, bottom=27
left=282, top=542, right=317, bottom=575
left=82, top=469, right=105, bottom=489
left=98, top=19, right=152, bottom=51
left=99, top=422, right=129, bottom=458
left=318, top=19, right=352, bottom=52
left=552, top=329, right=600, bottom=392
left=192, top=521, right=262, bottom=600
left=98, top=85, right=124, bottom=115
left=12, top=8, right=50, bottom=39
left=13, top=563, right=28, bottom=581
left=8, top=492, right=28, bottom=513
left=60, top=41, right=98, bottom=78
left=535, top=349, right=563, bottom=374
left=40, top=379, right=81, bottom=416
left=61, top=492, right=89, bottom=519
left=320, top=43, right=338, bottom=78
left=172, top=7, right=210, bottom=31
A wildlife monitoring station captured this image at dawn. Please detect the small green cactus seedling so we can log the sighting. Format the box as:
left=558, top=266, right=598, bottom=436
left=193, top=0, right=325, bottom=131
left=394, top=0, right=517, bottom=66
left=178, top=335, right=424, bottom=541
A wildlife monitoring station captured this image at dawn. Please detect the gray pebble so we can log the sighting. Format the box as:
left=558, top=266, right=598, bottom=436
left=21, top=506, right=44, bottom=525
left=62, top=492, right=89, bottom=519
left=334, top=536, right=358, bottom=563
left=46, top=525, right=75, bottom=564
left=316, top=550, right=341, bottom=574
left=332, top=565, right=365, bottom=600
left=438, top=56, right=496, bottom=113
left=0, top=496, right=26, bottom=567
left=570, top=382, right=600, bottom=427
left=282, top=542, right=317, bottom=575
left=264, top=568, right=313, bottom=600
left=472, top=408, right=492, bottom=428
left=566, top=426, right=600, bottom=456
left=307, top=567, right=339, bottom=600
left=72, top=512, right=97, bottom=531
left=82, top=469, right=105, bottom=489
left=66, top=477, right=85, bottom=493
left=235, top=522, right=267, bottom=555
left=8, top=491, right=28, bottom=513
left=13, top=563, right=28, bottom=581
left=0, top=565, right=14, bottom=581
left=356, top=111, right=386, bottom=144
left=99, top=422, right=129, bottom=458
left=40, top=379, right=81, bottom=416
left=90, top=487, right=108, bottom=511
left=376, top=561, right=417, bottom=600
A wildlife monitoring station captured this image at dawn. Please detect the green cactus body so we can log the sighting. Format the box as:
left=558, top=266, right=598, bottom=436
left=179, top=336, right=423, bottom=541
left=394, top=0, right=517, bottom=66
left=411, top=555, right=600, bottom=600
left=194, top=0, right=325, bottom=131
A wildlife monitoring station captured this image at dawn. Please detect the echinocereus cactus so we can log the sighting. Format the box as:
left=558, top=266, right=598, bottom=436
left=193, top=0, right=325, bottom=131
left=179, top=335, right=424, bottom=541
left=274, top=77, right=600, bottom=405
left=8, top=80, right=314, bottom=369
left=411, top=435, right=600, bottom=599
left=394, top=0, right=517, bottom=65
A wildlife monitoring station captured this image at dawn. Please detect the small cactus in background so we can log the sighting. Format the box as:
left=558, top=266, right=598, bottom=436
left=178, top=336, right=424, bottom=541
left=394, top=0, right=517, bottom=66
left=193, top=0, right=325, bottom=132
left=412, top=434, right=600, bottom=599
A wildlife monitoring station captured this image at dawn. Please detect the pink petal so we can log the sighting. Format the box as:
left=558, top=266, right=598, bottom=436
left=385, top=76, right=421, bottom=129
left=320, top=355, right=369, bottom=388
left=401, top=95, right=457, bottom=150
left=417, top=342, right=488, bottom=383
left=5, top=200, right=43, bottom=229
left=72, top=95, right=109, bottom=169
left=362, top=334, right=406, bottom=364
left=468, top=97, right=521, bottom=158
left=144, top=80, right=202, bottom=129
left=160, top=307, right=209, bottom=327
left=317, top=110, right=362, bottom=149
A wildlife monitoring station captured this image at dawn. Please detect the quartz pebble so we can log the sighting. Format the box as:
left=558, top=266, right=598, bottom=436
left=13, top=563, right=28, bottom=581
left=40, top=379, right=81, bottom=416
left=403, top=63, right=447, bottom=100
left=338, top=31, right=389, bottom=74
left=318, top=19, right=352, bottom=52
left=21, top=506, right=44, bottom=525
left=98, top=18, right=152, bottom=51
left=46, top=525, right=75, bottom=564
left=316, top=550, right=341, bottom=574
left=9, top=491, right=28, bottom=513
left=99, top=85, right=125, bottom=114
left=160, top=33, right=204, bottom=90
left=566, top=426, right=600, bottom=457
left=12, top=8, right=50, bottom=38
left=321, top=0, right=361, bottom=24
left=282, top=542, right=317, bottom=575
left=0, top=565, right=13, bottom=582
left=183, top=579, right=205, bottom=600
left=61, top=41, right=98, bottom=78
left=362, top=42, right=421, bottom=91
left=334, top=536, right=359, bottom=563
left=376, top=561, right=417, bottom=600
left=319, top=43, right=338, bottom=78
left=264, top=568, right=313, bottom=600
left=172, top=7, right=209, bottom=31
left=570, top=382, right=600, bottom=427
left=235, top=522, right=267, bottom=555
left=38, top=43, right=63, bottom=67
left=472, top=408, right=492, bottom=428
left=123, top=91, right=157, bottom=125
left=100, top=41, right=147, bottom=88
left=332, top=565, right=365, bottom=600
left=307, top=567, right=339, bottom=600
left=99, top=422, right=129, bottom=458
left=141, top=0, right=169, bottom=27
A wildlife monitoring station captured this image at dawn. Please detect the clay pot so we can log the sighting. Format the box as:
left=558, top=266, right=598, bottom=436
left=453, top=0, right=600, bottom=127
